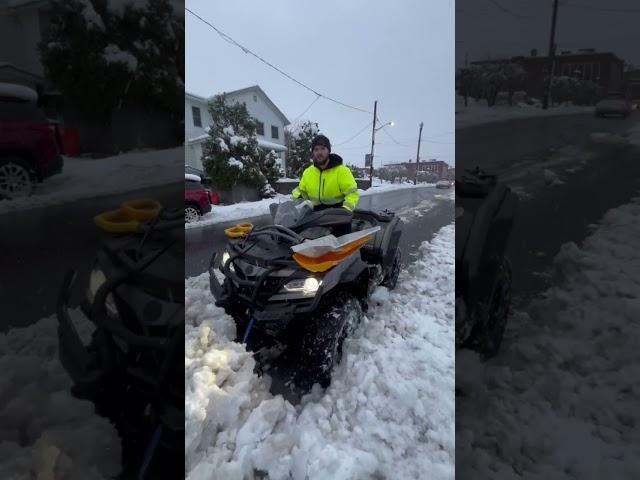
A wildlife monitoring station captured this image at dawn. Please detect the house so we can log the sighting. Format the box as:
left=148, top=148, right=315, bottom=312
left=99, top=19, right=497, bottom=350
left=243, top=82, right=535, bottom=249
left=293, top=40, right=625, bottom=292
left=0, top=0, right=52, bottom=89
left=185, top=85, right=290, bottom=171
left=472, top=49, right=625, bottom=100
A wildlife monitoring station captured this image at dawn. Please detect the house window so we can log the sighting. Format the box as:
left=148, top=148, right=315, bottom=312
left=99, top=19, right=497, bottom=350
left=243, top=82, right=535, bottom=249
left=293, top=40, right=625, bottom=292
left=192, top=106, right=202, bottom=127
left=271, top=125, right=279, bottom=139
left=253, top=95, right=257, bottom=102
left=256, top=121, right=264, bottom=136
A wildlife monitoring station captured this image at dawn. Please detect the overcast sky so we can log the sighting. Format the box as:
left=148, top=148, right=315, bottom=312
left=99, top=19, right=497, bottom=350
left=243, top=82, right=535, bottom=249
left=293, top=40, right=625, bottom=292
left=185, top=0, right=455, bottom=168
left=456, top=0, right=640, bottom=68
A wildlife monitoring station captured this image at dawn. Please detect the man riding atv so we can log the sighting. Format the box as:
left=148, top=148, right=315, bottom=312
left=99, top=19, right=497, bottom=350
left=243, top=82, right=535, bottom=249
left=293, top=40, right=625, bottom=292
left=292, top=134, right=359, bottom=236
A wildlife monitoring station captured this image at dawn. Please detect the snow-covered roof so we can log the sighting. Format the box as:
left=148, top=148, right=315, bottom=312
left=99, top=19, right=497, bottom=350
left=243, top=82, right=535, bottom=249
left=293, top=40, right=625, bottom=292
left=185, top=173, right=201, bottom=182
left=257, top=138, right=287, bottom=152
left=0, top=82, right=37, bottom=102
left=185, top=85, right=290, bottom=126
left=186, top=134, right=287, bottom=152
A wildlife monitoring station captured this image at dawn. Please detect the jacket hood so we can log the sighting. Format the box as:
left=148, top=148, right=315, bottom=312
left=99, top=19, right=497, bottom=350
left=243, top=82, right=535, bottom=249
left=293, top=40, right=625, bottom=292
left=314, top=153, right=343, bottom=170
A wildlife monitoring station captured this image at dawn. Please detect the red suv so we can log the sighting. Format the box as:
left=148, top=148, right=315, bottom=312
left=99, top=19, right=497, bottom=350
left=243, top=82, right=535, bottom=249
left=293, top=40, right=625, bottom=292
left=185, top=174, right=219, bottom=223
left=0, top=84, right=63, bottom=199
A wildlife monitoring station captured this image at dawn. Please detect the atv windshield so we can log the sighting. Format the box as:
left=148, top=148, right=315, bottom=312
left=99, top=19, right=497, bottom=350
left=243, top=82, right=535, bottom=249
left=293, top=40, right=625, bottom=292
left=271, top=199, right=314, bottom=228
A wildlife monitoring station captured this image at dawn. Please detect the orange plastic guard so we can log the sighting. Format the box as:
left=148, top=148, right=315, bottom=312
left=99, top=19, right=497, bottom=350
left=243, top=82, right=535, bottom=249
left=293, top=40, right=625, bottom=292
left=94, top=209, right=141, bottom=234
left=224, top=223, right=254, bottom=238
left=293, top=235, right=373, bottom=272
left=120, top=199, right=162, bottom=221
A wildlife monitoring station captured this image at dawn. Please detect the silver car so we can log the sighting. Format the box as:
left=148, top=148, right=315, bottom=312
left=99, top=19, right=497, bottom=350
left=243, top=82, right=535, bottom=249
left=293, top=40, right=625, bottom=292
left=595, top=93, right=632, bottom=118
left=436, top=179, right=452, bottom=189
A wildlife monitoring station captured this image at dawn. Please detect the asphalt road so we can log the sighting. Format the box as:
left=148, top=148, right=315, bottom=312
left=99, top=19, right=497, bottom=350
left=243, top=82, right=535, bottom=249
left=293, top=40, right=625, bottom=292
left=457, top=111, right=640, bottom=304
left=185, top=186, right=455, bottom=279
left=0, top=182, right=183, bottom=331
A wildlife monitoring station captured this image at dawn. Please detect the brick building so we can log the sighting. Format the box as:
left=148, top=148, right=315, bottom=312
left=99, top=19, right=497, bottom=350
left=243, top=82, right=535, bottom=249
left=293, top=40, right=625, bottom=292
left=473, top=49, right=626, bottom=100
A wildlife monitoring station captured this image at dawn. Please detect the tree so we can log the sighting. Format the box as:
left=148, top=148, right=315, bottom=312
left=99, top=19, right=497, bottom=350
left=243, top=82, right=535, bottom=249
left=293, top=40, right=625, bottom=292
left=202, top=95, right=278, bottom=198
left=39, top=0, right=184, bottom=143
left=503, top=62, right=526, bottom=106
left=286, top=121, right=319, bottom=178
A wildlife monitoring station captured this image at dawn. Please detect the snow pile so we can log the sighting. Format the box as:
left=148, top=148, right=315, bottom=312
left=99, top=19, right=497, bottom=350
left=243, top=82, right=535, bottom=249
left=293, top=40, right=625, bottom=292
left=103, top=44, right=138, bottom=71
left=184, top=194, right=290, bottom=230
left=0, top=313, right=121, bottom=479
left=456, top=95, right=592, bottom=129
left=186, top=184, right=439, bottom=229
left=185, top=224, right=455, bottom=479
left=0, top=147, right=182, bottom=215
left=456, top=199, right=640, bottom=479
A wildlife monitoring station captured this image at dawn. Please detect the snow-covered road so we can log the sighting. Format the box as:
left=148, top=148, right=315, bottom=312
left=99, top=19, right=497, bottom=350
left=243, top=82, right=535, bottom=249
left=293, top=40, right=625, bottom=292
left=185, top=224, right=455, bottom=480
left=456, top=198, right=640, bottom=479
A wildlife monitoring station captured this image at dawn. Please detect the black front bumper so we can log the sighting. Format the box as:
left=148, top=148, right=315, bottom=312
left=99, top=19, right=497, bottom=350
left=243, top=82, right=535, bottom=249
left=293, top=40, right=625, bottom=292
left=208, top=252, right=323, bottom=322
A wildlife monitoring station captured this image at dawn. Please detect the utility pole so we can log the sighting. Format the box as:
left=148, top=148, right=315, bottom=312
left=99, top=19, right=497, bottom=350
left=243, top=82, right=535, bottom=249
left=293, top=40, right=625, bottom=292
left=414, top=122, right=423, bottom=185
left=542, top=0, right=559, bottom=110
left=368, top=100, right=378, bottom=187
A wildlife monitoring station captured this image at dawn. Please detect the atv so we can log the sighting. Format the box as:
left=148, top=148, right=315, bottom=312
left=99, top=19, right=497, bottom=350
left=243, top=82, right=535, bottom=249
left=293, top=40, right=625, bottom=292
left=209, top=199, right=403, bottom=389
left=56, top=199, right=184, bottom=479
left=456, top=167, right=518, bottom=358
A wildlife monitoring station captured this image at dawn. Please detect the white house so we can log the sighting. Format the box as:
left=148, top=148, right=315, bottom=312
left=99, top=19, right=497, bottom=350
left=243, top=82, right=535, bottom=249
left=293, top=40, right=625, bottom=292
left=185, top=85, right=290, bottom=171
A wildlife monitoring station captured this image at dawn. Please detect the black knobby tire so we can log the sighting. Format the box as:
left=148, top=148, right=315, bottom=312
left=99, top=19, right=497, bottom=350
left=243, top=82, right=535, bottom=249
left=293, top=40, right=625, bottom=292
left=468, top=257, right=512, bottom=358
left=298, top=292, right=364, bottom=389
left=382, top=248, right=402, bottom=290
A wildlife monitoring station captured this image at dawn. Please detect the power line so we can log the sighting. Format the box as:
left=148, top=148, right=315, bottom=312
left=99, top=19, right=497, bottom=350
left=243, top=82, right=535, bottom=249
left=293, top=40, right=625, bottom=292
left=376, top=115, right=409, bottom=147
left=290, top=94, right=321, bottom=125
left=186, top=7, right=373, bottom=114
left=335, top=121, right=374, bottom=146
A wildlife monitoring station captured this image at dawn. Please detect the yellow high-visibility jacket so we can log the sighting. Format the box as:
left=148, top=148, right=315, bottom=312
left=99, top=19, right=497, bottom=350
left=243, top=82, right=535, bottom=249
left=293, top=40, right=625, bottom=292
left=291, top=154, right=360, bottom=211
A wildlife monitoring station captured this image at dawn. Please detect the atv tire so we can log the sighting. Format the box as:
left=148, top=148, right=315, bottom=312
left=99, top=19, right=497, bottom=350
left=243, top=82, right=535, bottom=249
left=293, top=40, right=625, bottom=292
left=382, top=247, right=402, bottom=290
left=467, top=256, right=512, bottom=358
left=297, top=292, right=363, bottom=390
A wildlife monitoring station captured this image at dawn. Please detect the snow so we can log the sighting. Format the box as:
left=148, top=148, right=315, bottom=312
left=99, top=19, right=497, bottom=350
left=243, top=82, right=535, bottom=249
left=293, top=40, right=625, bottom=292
left=0, top=312, right=121, bottom=479
left=185, top=223, right=454, bottom=479
left=79, top=0, right=105, bottom=31
left=0, top=82, right=37, bottom=102
left=186, top=173, right=202, bottom=182
left=223, top=126, right=235, bottom=136
left=455, top=95, right=592, bottom=129
left=103, top=44, right=138, bottom=72
left=229, top=136, right=248, bottom=147
left=186, top=184, right=439, bottom=229
left=228, top=157, right=244, bottom=170
left=0, top=147, right=183, bottom=216
left=456, top=198, right=640, bottom=479
left=257, top=139, right=287, bottom=152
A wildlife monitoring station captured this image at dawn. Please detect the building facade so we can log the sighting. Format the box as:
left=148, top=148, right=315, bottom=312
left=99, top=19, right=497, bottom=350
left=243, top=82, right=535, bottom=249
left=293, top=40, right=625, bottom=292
left=473, top=49, right=625, bottom=100
left=185, top=85, right=290, bottom=171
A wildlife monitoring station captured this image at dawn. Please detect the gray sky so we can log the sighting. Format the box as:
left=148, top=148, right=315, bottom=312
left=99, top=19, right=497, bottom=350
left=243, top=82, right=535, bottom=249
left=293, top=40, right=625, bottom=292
left=185, top=0, right=455, bottom=168
left=456, top=0, right=640, bottom=68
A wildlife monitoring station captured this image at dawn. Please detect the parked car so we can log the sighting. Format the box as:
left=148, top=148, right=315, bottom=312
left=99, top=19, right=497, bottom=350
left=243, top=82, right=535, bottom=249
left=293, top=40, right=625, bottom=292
left=0, top=83, right=63, bottom=199
left=185, top=173, right=219, bottom=223
left=436, top=179, right=452, bottom=189
left=595, top=93, right=632, bottom=118
left=185, top=165, right=213, bottom=188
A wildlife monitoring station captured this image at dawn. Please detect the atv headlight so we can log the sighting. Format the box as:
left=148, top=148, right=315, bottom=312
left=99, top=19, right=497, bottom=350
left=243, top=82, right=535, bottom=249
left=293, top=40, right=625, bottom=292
left=87, top=268, right=119, bottom=318
left=221, top=252, right=235, bottom=272
left=283, top=277, right=321, bottom=295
